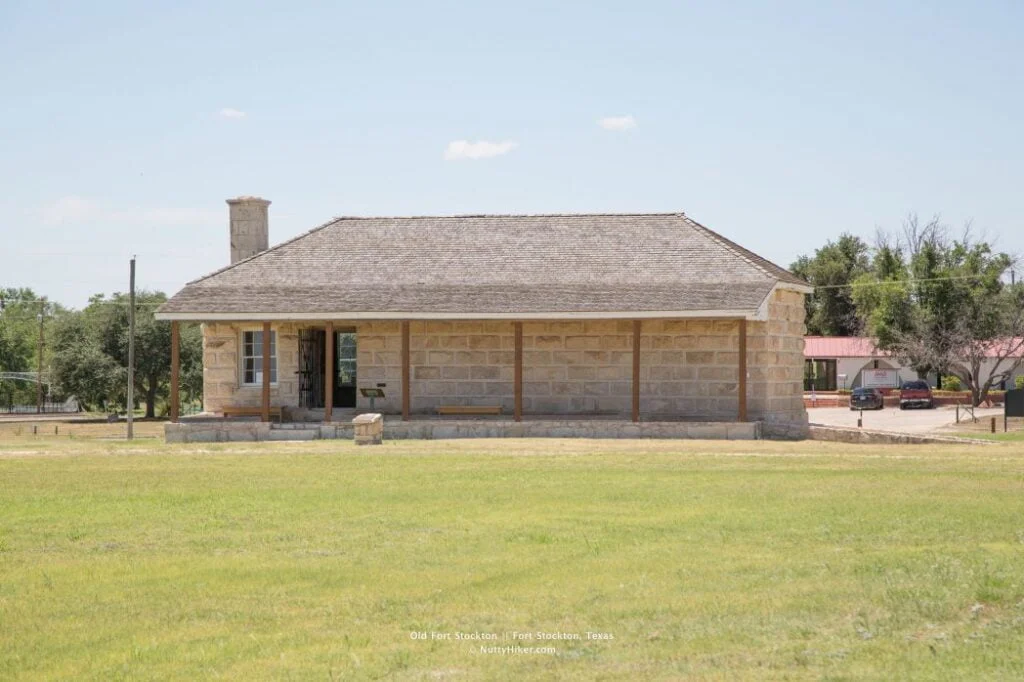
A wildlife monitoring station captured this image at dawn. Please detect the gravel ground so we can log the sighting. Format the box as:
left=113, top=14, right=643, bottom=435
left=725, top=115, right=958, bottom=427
left=807, top=404, right=1004, bottom=434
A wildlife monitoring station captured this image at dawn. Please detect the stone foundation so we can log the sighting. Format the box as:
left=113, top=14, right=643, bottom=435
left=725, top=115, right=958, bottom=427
left=165, top=419, right=761, bottom=443
left=807, top=424, right=993, bottom=446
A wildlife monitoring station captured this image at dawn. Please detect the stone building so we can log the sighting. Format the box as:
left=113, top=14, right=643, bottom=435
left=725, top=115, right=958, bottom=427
left=156, top=197, right=811, bottom=439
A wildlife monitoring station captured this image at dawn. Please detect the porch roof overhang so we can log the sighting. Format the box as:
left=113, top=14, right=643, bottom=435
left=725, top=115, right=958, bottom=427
left=154, top=282, right=811, bottom=323
left=157, top=308, right=761, bottom=322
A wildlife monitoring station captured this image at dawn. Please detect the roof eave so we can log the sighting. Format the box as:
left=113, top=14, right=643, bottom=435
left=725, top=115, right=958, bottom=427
left=154, top=308, right=769, bottom=322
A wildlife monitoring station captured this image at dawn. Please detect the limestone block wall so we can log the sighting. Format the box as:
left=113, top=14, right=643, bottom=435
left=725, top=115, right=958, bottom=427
left=350, top=320, right=738, bottom=417
left=201, top=322, right=300, bottom=413
left=407, top=321, right=516, bottom=413
left=745, top=288, right=808, bottom=434
left=521, top=320, right=631, bottom=414
left=198, top=288, right=807, bottom=432
left=353, top=321, right=404, bottom=414
left=639, top=319, right=741, bottom=419
left=341, top=321, right=516, bottom=413
left=350, top=317, right=803, bottom=421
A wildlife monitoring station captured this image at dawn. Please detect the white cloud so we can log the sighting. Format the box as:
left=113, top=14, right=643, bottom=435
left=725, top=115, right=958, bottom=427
left=443, top=139, right=518, bottom=161
left=40, top=195, right=100, bottom=225
left=40, top=196, right=220, bottom=227
left=598, top=115, right=637, bottom=131
left=219, top=108, right=247, bottom=119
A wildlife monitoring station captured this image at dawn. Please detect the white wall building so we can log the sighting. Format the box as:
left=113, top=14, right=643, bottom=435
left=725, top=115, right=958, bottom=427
left=804, top=336, right=1024, bottom=391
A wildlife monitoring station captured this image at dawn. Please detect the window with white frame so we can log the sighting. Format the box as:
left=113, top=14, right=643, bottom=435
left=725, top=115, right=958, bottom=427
left=241, top=330, right=277, bottom=385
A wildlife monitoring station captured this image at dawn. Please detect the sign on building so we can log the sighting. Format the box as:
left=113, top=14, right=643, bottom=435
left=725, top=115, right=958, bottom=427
left=861, top=368, right=899, bottom=389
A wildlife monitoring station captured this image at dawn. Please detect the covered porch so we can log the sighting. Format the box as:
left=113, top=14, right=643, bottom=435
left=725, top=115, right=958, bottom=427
left=167, top=317, right=753, bottom=424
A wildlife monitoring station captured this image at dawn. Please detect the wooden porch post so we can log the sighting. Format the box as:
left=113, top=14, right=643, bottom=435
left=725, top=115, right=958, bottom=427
left=514, top=321, right=523, bottom=422
left=738, top=318, right=748, bottom=422
left=632, top=319, right=641, bottom=423
left=324, top=322, right=334, bottom=422
left=401, top=321, right=410, bottom=421
left=170, top=321, right=180, bottom=423
left=261, top=321, right=271, bottom=422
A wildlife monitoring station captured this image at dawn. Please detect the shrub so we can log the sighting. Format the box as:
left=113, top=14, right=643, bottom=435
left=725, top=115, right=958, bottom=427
left=1017, top=375, right=1024, bottom=390
left=942, top=375, right=962, bottom=392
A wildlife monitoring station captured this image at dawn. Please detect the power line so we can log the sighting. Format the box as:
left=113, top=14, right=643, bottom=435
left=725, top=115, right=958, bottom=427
left=809, top=273, right=1005, bottom=291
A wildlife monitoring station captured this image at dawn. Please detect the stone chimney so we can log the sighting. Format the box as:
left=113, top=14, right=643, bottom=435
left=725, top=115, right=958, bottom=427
left=227, top=196, right=271, bottom=264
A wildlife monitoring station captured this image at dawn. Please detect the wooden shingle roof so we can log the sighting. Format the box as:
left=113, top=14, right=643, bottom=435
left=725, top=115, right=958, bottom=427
left=156, top=213, right=810, bottom=320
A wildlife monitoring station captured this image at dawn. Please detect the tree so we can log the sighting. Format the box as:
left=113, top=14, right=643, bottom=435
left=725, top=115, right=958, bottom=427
left=944, top=288, right=1024, bottom=406
left=790, top=234, right=871, bottom=336
left=179, top=330, right=204, bottom=410
left=50, top=312, right=123, bottom=411
left=0, top=319, right=32, bottom=408
left=0, top=311, right=31, bottom=374
left=98, top=292, right=171, bottom=418
left=49, top=291, right=203, bottom=417
left=0, top=288, right=65, bottom=406
left=854, top=215, right=1023, bottom=405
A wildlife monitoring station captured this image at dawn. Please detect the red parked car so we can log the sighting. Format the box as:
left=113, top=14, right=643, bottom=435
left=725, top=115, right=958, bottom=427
left=899, top=380, right=934, bottom=409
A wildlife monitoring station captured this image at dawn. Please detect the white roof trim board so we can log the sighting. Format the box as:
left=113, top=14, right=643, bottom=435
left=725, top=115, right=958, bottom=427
left=158, top=308, right=765, bottom=322
left=156, top=213, right=810, bottom=321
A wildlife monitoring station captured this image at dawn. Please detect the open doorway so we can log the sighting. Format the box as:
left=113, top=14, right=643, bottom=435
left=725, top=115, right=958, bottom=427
left=334, top=331, right=357, bottom=408
left=298, top=328, right=357, bottom=409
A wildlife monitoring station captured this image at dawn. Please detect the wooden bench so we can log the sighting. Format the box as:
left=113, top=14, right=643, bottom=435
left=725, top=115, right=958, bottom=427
left=436, top=405, right=502, bottom=416
left=221, top=406, right=283, bottom=422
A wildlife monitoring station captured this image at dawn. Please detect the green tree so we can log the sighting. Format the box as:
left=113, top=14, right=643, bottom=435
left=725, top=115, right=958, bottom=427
left=179, top=330, right=204, bottom=410
left=0, top=288, right=66, bottom=406
left=854, top=215, right=1023, bottom=405
left=790, top=234, right=871, bottom=336
left=50, top=311, right=122, bottom=411
left=97, top=292, right=171, bottom=417
left=49, top=291, right=203, bottom=417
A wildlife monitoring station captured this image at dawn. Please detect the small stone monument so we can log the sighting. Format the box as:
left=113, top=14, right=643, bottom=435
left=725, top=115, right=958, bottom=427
left=352, top=413, right=383, bottom=445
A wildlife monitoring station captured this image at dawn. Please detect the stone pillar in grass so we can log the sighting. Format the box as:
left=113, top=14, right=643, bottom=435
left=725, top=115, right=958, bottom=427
left=353, top=413, right=383, bottom=445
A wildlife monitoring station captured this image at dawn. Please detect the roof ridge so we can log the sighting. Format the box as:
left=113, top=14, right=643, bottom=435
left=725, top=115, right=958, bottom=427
left=681, top=215, right=806, bottom=286
left=325, top=212, right=687, bottom=220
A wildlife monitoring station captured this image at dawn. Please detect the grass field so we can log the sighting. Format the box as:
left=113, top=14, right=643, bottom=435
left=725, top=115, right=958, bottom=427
left=2, top=436, right=1024, bottom=680
left=950, top=415, right=1024, bottom=442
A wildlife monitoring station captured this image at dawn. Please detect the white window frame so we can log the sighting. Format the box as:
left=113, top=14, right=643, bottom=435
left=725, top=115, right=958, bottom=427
left=240, top=329, right=278, bottom=387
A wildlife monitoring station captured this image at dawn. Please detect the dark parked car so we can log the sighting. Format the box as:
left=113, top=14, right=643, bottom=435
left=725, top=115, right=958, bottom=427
left=850, top=387, right=884, bottom=410
left=899, top=380, right=934, bottom=409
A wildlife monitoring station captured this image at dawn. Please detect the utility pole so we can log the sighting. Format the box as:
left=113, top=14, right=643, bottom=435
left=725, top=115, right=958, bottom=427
left=127, top=257, right=136, bottom=440
left=36, top=300, right=45, bottom=414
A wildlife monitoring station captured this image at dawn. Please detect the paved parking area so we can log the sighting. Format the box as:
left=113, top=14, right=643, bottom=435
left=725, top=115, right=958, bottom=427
left=808, top=405, right=1003, bottom=434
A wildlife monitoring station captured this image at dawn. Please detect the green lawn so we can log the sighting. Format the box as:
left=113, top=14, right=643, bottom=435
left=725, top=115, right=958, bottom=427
left=2, top=437, right=1024, bottom=680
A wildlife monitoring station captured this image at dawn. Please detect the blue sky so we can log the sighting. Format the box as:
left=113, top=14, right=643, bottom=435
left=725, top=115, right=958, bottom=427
left=2, top=1, right=1021, bottom=307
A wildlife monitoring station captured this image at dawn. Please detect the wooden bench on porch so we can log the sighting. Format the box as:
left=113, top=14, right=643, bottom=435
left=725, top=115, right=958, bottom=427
left=221, top=406, right=284, bottom=422
left=436, top=405, right=503, bottom=416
